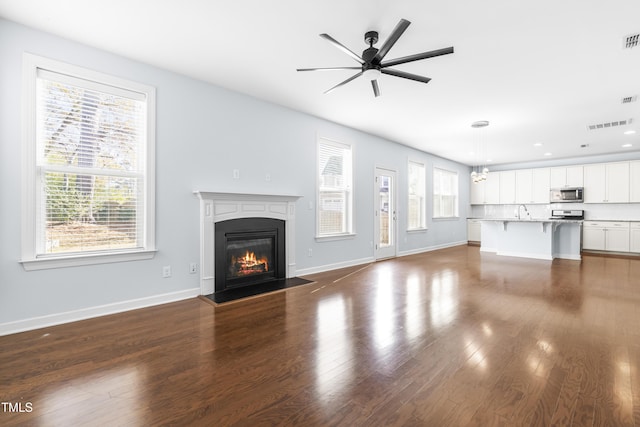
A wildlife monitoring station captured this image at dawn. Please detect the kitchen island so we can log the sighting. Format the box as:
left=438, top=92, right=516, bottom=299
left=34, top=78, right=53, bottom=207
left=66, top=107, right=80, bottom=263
left=479, top=218, right=583, bottom=260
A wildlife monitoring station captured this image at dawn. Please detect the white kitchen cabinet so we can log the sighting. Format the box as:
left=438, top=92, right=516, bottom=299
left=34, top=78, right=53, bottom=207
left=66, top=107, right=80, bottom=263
left=516, top=168, right=550, bottom=204
left=582, top=221, right=630, bottom=252
left=499, top=171, right=516, bottom=204
left=485, top=172, right=500, bottom=204
left=469, top=171, right=500, bottom=205
left=607, top=224, right=630, bottom=252
left=470, top=179, right=485, bottom=205
left=532, top=168, right=551, bottom=203
left=584, top=162, right=629, bottom=203
left=631, top=161, right=640, bottom=203
left=550, top=165, right=583, bottom=188
left=582, top=223, right=605, bottom=251
left=467, top=219, right=481, bottom=242
left=631, top=223, right=640, bottom=253
left=583, top=164, right=606, bottom=203
left=515, top=169, right=532, bottom=204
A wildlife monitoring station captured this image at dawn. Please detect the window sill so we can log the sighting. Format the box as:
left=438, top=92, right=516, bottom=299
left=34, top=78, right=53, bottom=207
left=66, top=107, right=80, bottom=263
left=315, top=233, right=356, bottom=243
left=432, top=216, right=460, bottom=221
left=407, top=227, right=428, bottom=233
left=21, top=249, right=157, bottom=271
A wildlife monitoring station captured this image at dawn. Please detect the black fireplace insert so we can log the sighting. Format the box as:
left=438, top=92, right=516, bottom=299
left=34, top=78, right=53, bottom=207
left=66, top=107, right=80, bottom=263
left=215, top=218, right=285, bottom=293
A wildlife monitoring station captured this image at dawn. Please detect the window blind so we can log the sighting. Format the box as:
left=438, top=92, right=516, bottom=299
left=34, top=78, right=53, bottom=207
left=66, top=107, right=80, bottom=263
left=318, top=139, right=352, bottom=236
left=408, top=161, right=426, bottom=229
left=433, top=168, right=459, bottom=218
left=35, top=69, right=147, bottom=256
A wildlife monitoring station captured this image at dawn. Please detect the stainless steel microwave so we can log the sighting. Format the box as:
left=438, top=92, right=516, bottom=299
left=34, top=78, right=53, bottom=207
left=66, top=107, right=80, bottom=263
left=550, top=187, right=583, bottom=203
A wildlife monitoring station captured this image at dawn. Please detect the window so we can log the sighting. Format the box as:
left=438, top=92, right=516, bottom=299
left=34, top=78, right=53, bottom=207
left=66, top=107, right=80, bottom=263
left=317, top=138, right=353, bottom=237
left=408, top=160, right=426, bottom=230
left=433, top=167, right=459, bottom=218
left=21, top=54, right=156, bottom=270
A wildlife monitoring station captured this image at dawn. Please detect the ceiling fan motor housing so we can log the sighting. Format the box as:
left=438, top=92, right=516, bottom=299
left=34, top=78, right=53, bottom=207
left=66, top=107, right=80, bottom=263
left=362, top=47, right=379, bottom=66
left=364, top=30, right=379, bottom=46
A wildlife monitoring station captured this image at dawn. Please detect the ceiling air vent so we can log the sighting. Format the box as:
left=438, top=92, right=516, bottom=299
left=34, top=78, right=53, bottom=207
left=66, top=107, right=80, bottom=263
left=587, top=118, right=633, bottom=131
left=623, top=33, right=639, bottom=49
left=622, top=95, right=637, bottom=104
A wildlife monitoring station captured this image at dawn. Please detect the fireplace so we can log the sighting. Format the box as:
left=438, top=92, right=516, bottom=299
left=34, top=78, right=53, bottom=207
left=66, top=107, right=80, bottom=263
left=194, top=191, right=302, bottom=298
left=215, top=218, right=285, bottom=292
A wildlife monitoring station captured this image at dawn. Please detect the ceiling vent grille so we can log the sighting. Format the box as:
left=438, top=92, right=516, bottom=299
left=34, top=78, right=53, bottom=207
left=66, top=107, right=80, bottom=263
left=622, top=95, right=637, bottom=104
left=587, top=118, right=633, bottom=131
left=624, top=33, right=639, bottom=49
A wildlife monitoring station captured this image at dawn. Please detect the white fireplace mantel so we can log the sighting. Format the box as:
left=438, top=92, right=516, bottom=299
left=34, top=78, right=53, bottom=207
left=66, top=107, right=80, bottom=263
left=194, top=191, right=302, bottom=295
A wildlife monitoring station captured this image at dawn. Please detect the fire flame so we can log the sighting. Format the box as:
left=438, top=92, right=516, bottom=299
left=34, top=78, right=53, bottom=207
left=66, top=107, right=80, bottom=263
left=231, top=250, right=269, bottom=276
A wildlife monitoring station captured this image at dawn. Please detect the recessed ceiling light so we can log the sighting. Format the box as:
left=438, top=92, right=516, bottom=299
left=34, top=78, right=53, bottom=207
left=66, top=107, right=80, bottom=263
left=622, top=143, right=633, bottom=148
left=533, top=143, right=543, bottom=147
left=624, top=130, right=636, bottom=135
left=486, top=158, right=493, bottom=162
left=544, top=152, right=552, bottom=156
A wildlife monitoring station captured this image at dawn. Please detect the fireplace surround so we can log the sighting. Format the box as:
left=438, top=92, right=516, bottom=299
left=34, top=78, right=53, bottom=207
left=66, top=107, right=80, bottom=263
left=194, top=191, right=301, bottom=296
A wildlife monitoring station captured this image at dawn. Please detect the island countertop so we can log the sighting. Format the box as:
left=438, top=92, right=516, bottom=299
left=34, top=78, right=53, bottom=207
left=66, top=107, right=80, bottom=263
left=476, top=217, right=584, bottom=224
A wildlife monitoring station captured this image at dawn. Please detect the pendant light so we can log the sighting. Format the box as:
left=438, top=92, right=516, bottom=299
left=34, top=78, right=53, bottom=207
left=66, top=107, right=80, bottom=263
left=470, top=120, right=490, bottom=183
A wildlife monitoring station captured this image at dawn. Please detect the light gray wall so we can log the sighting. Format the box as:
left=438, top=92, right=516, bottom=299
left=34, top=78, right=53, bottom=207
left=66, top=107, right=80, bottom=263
left=0, top=19, right=469, bottom=329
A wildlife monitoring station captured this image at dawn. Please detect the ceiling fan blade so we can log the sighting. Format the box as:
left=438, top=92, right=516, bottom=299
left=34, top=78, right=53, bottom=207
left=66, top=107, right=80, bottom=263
left=374, top=18, right=411, bottom=63
left=297, top=66, right=362, bottom=72
left=381, top=46, right=454, bottom=68
left=381, top=68, right=431, bottom=84
left=319, top=33, right=364, bottom=64
left=324, top=71, right=364, bottom=94
left=371, top=80, right=380, bottom=97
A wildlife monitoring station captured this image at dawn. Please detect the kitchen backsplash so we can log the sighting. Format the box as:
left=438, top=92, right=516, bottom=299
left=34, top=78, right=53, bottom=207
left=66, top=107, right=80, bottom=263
left=470, top=203, right=640, bottom=221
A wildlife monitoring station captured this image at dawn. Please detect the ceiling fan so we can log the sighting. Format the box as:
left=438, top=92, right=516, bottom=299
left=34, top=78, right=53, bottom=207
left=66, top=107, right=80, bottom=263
left=297, top=18, right=454, bottom=97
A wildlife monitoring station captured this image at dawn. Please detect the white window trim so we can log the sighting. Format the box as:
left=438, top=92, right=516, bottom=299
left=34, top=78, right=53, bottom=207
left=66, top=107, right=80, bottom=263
left=407, top=159, right=428, bottom=231
left=315, top=136, right=355, bottom=240
left=20, top=53, right=156, bottom=270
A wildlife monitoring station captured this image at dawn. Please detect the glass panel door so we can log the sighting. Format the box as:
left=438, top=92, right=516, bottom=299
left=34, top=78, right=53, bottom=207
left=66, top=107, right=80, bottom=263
left=375, top=168, right=396, bottom=260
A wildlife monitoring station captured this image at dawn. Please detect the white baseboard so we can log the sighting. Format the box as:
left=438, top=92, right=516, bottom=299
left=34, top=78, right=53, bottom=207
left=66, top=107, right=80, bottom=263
left=497, top=251, right=553, bottom=261
left=397, top=241, right=467, bottom=257
left=554, top=253, right=582, bottom=261
left=296, top=256, right=375, bottom=277
left=0, top=288, right=200, bottom=337
left=296, top=241, right=468, bottom=277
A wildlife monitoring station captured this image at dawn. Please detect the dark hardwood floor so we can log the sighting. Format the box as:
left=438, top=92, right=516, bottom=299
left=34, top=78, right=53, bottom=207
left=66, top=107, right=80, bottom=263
left=2, top=245, right=640, bottom=426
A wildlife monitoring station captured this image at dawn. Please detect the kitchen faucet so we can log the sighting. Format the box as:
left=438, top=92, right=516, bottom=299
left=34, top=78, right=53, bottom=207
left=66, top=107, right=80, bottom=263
left=517, top=204, right=530, bottom=220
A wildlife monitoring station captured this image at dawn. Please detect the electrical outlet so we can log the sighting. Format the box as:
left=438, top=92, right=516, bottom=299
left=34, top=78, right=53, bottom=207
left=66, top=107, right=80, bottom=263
left=189, top=263, right=198, bottom=274
left=162, top=265, right=171, bottom=278
left=308, top=248, right=312, bottom=257
left=265, top=173, right=271, bottom=181
left=233, top=169, right=240, bottom=179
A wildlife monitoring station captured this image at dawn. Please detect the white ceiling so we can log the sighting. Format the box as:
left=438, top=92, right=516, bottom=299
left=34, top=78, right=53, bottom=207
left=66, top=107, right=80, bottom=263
left=2, top=0, right=640, bottom=166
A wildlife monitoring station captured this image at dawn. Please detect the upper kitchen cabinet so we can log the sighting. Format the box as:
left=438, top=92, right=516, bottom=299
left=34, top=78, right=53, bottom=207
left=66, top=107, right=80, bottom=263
left=550, top=165, right=583, bottom=188
left=631, top=161, right=640, bottom=203
left=499, top=171, right=516, bottom=204
left=515, top=168, right=550, bottom=204
left=584, top=162, right=629, bottom=203
left=470, top=172, right=500, bottom=204
left=485, top=172, right=500, bottom=204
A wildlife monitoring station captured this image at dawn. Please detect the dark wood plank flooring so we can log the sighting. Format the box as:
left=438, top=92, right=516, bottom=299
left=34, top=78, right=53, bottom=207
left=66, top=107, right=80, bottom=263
left=2, top=245, right=640, bottom=426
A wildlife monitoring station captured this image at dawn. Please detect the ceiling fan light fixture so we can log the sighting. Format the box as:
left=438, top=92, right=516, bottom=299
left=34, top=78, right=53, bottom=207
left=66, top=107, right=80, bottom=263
left=363, top=68, right=381, bottom=81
